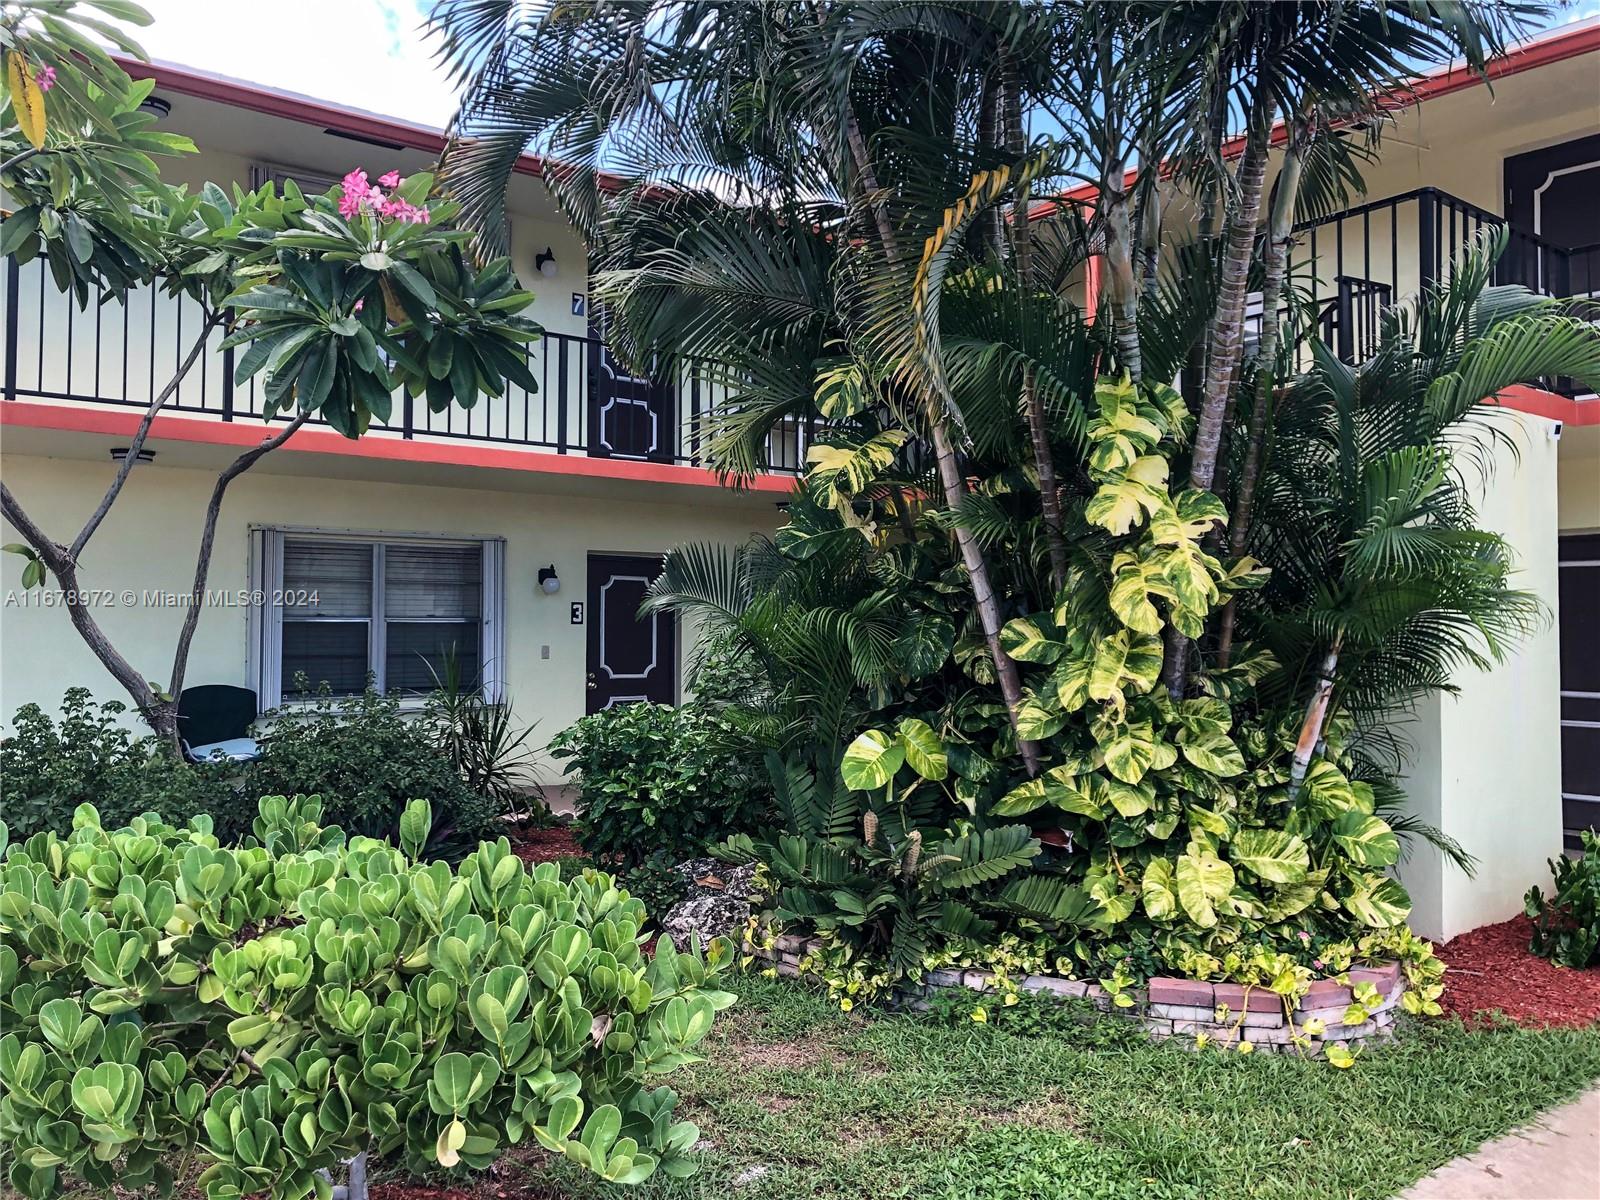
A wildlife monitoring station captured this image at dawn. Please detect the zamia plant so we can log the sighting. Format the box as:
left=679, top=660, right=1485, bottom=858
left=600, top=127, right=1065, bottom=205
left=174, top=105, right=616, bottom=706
left=0, top=796, right=733, bottom=1198
left=719, top=726, right=1094, bottom=980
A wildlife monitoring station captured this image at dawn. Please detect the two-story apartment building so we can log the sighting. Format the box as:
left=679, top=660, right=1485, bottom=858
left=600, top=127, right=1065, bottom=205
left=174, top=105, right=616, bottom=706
left=1, top=58, right=797, bottom=768
left=1, top=20, right=1595, bottom=939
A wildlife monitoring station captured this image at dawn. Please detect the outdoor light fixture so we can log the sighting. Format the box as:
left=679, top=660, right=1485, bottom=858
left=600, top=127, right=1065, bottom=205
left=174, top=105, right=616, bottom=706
left=109, top=447, right=155, bottom=464
left=538, top=564, right=561, bottom=595
left=535, top=247, right=558, bottom=278
left=138, top=96, right=172, bottom=119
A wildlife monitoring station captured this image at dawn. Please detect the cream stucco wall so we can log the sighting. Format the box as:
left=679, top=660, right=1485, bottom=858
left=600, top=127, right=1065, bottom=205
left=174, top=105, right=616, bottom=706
left=1397, top=410, right=1565, bottom=941
left=0, top=451, right=780, bottom=783
left=1558, top=425, right=1600, bottom=533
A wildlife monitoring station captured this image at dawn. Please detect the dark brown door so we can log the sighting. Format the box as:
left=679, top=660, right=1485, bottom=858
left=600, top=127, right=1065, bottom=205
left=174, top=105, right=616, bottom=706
left=585, top=553, right=677, bottom=713
left=1505, top=134, right=1600, bottom=297
left=587, top=312, right=675, bottom=462
left=1561, top=533, right=1600, bottom=850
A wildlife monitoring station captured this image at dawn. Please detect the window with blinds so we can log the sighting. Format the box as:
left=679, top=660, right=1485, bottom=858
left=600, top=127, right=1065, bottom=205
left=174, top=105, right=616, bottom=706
left=249, top=530, right=503, bottom=706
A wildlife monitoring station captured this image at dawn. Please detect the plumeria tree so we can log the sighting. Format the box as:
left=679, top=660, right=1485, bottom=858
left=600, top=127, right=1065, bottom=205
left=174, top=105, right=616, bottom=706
left=0, top=0, right=542, bottom=747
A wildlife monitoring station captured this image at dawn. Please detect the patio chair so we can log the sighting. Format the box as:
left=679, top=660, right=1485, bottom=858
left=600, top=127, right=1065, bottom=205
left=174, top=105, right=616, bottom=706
left=177, top=685, right=262, bottom=763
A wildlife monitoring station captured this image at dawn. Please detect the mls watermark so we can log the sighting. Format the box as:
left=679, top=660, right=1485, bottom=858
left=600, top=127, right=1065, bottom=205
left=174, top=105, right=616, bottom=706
left=4, top=588, right=318, bottom=609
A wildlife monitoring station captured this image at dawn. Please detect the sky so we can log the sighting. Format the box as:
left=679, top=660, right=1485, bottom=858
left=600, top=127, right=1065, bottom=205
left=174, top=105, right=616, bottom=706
left=130, top=0, right=1600, bottom=132
left=133, top=0, right=461, bottom=127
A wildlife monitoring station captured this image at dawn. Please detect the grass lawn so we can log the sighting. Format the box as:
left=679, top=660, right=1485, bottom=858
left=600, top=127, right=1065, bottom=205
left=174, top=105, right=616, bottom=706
left=489, top=974, right=1600, bottom=1200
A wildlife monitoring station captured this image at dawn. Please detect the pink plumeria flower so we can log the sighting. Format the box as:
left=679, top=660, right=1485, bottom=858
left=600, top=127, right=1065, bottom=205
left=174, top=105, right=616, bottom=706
left=379, top=170, right=401, bottom=188
left=1298, top=931, right=1311, bottom=943
left=36, top=65, right=56, bottom=92
left=339, top=169, right=371, bottom=219
left=353, top=299, right=364, bottom=313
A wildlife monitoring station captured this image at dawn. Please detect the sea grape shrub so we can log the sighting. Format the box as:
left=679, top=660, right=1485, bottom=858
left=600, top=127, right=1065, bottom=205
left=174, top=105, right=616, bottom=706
left=0, top=796, right=734, bottom=1199
left=1526, top=829, right=1600, bottom=968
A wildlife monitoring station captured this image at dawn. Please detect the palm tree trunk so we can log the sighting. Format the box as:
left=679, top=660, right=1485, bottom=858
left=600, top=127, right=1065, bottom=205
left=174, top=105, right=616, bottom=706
left=1286, top=633, right=1343, bottom=802
left=1096, top=25, right=1141, bottom=386
left=1005, top=56, right=1069, bottom=596
left=927, top=417, right=1040, bottom=775
left=1217, top=128, right=1307, bottom=666
left=838, top=87, right=1040, bottom=775
left=1163, top=90, right=1274, bottom=696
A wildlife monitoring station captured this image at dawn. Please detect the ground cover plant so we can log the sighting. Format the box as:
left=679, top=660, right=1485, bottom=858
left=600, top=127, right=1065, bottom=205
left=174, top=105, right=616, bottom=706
left=0, top=797, right=734, bottom=1199
left=441, top=973, right=1600, bottom=1200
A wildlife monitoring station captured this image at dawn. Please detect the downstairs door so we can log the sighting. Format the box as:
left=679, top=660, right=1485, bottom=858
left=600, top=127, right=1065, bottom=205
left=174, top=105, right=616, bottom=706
left=585, top=553, right=677, bottom=713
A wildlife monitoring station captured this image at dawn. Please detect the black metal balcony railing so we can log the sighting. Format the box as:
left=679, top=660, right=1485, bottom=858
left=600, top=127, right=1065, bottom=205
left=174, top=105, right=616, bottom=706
left=0, top=254, right=808, bottom=474
left=4, top=185, right=1592, bottom=452
left=1277, top=187, right=1599, bottom=394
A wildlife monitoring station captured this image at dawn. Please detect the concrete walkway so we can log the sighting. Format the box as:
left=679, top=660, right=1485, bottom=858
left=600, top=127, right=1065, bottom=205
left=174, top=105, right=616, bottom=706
left=1400, top=1086, right=1600, bottom=1199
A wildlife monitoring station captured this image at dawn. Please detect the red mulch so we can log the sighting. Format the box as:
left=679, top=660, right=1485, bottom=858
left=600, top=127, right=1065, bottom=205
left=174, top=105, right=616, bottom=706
left=507, top=823, right=582, bottom=865
left=1437, top=914, right=1600, bottom=1028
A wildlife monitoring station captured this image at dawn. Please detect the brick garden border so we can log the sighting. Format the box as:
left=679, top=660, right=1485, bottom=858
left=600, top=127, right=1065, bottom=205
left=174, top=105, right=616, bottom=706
left=751, top=933, right=1403, bottom=1056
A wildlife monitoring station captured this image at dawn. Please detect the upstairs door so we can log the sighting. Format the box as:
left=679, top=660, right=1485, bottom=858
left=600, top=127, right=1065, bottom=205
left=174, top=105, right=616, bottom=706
left=585, top=553, right=677, bottom=713
left=1505, top=133, right=1600, bottom=297
left=587, top=311, right=675, bottom=462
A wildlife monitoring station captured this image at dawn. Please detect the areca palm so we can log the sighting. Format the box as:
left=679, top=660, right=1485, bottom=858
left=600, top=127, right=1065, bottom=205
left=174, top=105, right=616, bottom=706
left=1240, top=233, right=1600, bottom=794
left=433, top=0, right=1103, bottom=769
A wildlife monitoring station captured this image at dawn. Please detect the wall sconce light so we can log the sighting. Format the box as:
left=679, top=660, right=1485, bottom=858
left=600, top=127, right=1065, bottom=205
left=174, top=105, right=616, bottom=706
left=535, top=247, right=558, bottom=278
left=538, top=564, right=561, bottom=595
left=109, top=447, right=155, bottom=463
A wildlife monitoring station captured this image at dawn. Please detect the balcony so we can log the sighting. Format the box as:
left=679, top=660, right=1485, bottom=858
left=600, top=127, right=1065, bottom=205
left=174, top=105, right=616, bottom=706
left=0, top=255, right=807, bottom=475
left=1274, top=186, right=1598, bottom=395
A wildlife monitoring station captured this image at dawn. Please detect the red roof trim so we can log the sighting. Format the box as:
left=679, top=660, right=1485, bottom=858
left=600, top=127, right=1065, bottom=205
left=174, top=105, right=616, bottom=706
left=1492, top=384, right=1600, bottom=427
left=116, top=57, right=627, bottom=191
left=1032, top=21, right=1600, bottom=218
left=0, top=401, right=798, bottom=493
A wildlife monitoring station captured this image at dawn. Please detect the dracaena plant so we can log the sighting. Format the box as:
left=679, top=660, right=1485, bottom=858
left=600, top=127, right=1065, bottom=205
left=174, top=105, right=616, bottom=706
left=0, top=795, right=734, bottom=1199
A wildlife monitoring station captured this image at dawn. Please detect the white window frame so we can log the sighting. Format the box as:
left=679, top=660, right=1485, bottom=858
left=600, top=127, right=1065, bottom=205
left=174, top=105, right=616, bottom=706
left=248, top=526, right=505, bottom=709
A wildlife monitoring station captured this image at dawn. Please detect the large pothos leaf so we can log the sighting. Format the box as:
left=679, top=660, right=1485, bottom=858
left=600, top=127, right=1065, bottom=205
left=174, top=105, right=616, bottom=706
left=1087, top=631, right=1164, bottom=710
left=1331, top=811, right=1400, bottom=868
left=992, top=764, right=1105, bottom=819
left=1300, top=760, right=1360, bottom=818
left=840, top=730, right=903, bottom=792
left=1175, top=848, right=1235, bottom=929
left=999, top=615, right=1066, bottom=664
left=1094, top=716, right=1158, bottom=785
left=894, top=614, right=954, bottom=678
left=1178, top=729, right=1246, bottom=777
left=897, top=718, right=948, bottom=782
left=1229, top=829, right=1310, bottom=884
left=1107, top=551, right=1173, bottom=635
left=1341, top=875, right=1412, bottom=927
left=1141, top=858, right=1177, bottom=921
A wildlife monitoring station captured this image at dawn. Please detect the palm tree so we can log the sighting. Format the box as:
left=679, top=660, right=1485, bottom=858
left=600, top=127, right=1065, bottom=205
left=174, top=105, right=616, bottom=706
left=432, top=0, right=1105, bottom=774
left=1239, top=233, right=1600, bottom=796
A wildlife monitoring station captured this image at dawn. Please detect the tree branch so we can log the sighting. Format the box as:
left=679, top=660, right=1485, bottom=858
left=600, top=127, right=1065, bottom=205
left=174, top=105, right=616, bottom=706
left=72, top=311, right=223, bottom=558
left=166, top=413, right=311, bottom=715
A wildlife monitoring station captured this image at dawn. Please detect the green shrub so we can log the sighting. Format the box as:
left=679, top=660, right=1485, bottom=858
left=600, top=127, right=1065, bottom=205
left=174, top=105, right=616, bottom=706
left=548, top=702, right=770, bottom=869
left=0, top=795, right=734, bottom=1199
left=0, top=689, right=243, bottom=841
left=1526, top=830, right=1600, bottom=968
left=244, top=686, right=501, bottom=858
